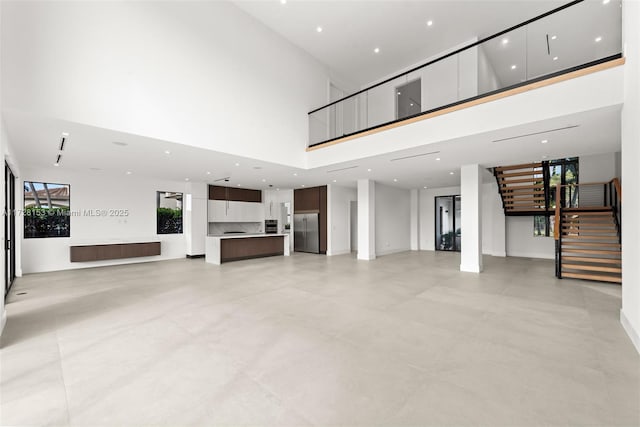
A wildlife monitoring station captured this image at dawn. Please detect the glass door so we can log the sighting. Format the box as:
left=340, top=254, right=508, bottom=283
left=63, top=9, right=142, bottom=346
left=435, top=195, right=461, bottom=252
left=5, top=163, right=16, bottom=297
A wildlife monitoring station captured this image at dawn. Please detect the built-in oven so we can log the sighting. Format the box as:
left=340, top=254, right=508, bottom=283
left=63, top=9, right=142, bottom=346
left=265, top=219, right=278, bottom=234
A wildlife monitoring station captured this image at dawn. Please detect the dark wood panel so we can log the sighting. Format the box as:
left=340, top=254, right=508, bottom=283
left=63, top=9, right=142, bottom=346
left=294, top=187, right=320, bottom=212
left=70, top=242, right=161, bottom=262
left=220, top=236, right=284, bottom=262
left=211, top=185, right=262, bottom=203
left=319, top=185, right=327, bottom=254
left=209, top=185, right=227, bottom=200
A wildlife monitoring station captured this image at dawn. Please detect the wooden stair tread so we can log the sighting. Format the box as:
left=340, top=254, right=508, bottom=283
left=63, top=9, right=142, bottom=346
left=562, top=264, right=622, bottom=273
left=497, top=170, right=544, bottom=178
left=562, top=242, right=620, bottom=247
left=562, top=235, right=619, bottom=240
left=561, top=272, right=622, bottom=283
left=501, top=185, right=545, bottom=191
left=494, top=163, right=542, bottom=172
left=498, top=178, right=543, bottom=184
left=563, top=207, right=613, bottom=212
left=563, top=256, right=622, bottom=264
left=562, top=248, right=621, bottom=255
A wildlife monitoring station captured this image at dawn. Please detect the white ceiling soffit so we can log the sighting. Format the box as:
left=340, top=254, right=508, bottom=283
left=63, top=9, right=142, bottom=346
left=3, top=105, right=620, bottom=190
left=233, top=0, right=577, bottom=87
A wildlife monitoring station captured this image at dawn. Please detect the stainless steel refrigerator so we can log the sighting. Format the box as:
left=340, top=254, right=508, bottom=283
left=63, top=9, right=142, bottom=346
left=294, top=213, right=319, bottom=254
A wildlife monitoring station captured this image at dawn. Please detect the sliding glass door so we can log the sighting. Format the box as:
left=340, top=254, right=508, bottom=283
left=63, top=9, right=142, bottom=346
left=435, top=195, right=461, bottom=252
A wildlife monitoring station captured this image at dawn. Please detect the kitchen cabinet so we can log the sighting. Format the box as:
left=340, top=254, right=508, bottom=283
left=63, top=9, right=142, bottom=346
left=208, top=199, right=264, bottom=223
left=209, top=185, right=262, bottom=203
left=294, top=186, right=321, bottom=212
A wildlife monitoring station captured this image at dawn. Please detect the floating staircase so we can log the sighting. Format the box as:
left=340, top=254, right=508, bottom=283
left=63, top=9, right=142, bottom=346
left=494, top=162, right=548, bottom=215
left=559, top=207, right=621, bottom=283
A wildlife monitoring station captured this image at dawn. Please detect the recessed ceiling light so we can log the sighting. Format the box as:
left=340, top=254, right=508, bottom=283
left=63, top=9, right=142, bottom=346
left=316, top=26, right=323, bottom=33
left=333, top=179, right=337, bottom=183
left=301, top=184, right=305, bottom=187
left=423, top=186, right=428, bottom=189
left=164, top=150, right=171, bottom=155
left=427, top=20, right=433, bottom=26
left=410, top=103, right=414, bottom=107
left=367, top=168, right=372, bottom=172
left=449, top=172, right=454, bottom=175
left=280, top=0, right=287, bottom=4
left=53, top=162, right=59, bottom=167
left=235, top=162, right=240, bottom=167
left=602, top=0, right=610, bottom=4
left=206, top=171, right=211, bottom=175
left=502, top=38, right=509, bottom=45
left=541, top=139, right=548, bottom=144
left=595, top=36, right=602, bottom=42
left=551, top=35, right=557, bottom=40
left=126, top=171, right=132, bottom=175
left=393, top=178, right=398, bottom=182
left=262, top=179, right=266, bottom=182
left=185, top=178, right=190, bottom=181
left=293, top=173, right=298, bottom=176
left=61, top=132, right=69, bottom=137
left=374, top=47, right=380, bottom=54
left=511, top=64, right=517, bottom=70
left=237, top=184, right=241, bottom=187
left=553, top=56, right=558, bottom=61
left=276, top=188, right=280, bottom=191
left=397, top=91, right=401, bottom=96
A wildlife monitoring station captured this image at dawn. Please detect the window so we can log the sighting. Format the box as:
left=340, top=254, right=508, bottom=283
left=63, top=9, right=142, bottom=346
left=534, top=157, right=578, bottom=236
left=396, top=79, right=421, bottom=120
left=156, top=191, right=183, bottom=234
left=24, top=181, right=70, bottom=238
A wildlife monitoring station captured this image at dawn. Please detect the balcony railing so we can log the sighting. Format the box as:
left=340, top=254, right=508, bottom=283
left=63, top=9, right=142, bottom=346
left=308, top=0, right=622, bottom=148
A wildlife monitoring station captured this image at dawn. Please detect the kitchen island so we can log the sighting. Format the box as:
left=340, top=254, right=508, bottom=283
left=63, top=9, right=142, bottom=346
left=205, top=233, right=290, bottom=265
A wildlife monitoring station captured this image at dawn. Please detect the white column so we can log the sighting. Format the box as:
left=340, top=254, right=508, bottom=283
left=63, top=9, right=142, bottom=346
left=185, top=182, right=207, bottom=256
left=357, top=179, right=376, bottom=261
left=410, top=189, right=419, bottom=250
left=621, top=0, right=640, bottom=354
left=460, top=164, right=483, bottom=273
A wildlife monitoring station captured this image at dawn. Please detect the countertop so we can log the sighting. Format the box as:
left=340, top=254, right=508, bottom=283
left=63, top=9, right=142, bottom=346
left=207, top=233, right=289, bottom=240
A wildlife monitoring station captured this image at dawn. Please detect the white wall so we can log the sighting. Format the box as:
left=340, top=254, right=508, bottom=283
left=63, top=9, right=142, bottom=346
left=506, top=217, right=555, bottom=259
left=482, top=181, right=506, bottom=257
left=20, top=168, right=188, bottom=273
left=1, top=1, right=333, bottom=167
left=375, top=183, right=410, bottom=256
left=579, top=152, right=618, bottom=183
left=621, top=0, right=640, bottom=354
left=327, top=185, right=357, bottom=256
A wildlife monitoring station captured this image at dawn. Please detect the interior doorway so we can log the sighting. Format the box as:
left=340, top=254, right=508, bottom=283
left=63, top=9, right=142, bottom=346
left=5, top=163, right=16, bottom=297
left=435, top=195, right=461, bottom=252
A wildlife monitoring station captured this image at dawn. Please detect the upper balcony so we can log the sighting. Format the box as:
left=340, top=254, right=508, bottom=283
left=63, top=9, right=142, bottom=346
left=307, top=0, right=623, bottom=150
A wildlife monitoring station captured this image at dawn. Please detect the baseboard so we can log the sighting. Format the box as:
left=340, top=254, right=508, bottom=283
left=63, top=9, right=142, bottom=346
left=376, top=247, right=410, bottom=257
left=186, top=254, right=205, bottom=259
left=621, top=309, right=640, bottom=355
left=0, top=309, right=7, bottom=337
left=505, top=252, right=554, bottom=260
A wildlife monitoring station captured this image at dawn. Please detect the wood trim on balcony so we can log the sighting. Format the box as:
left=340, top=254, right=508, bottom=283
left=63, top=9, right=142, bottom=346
left=306, top=57, right=625, bottom=152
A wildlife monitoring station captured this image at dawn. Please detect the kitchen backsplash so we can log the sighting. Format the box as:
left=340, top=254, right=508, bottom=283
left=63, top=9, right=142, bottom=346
left=208, top=222, right=262, bottom=235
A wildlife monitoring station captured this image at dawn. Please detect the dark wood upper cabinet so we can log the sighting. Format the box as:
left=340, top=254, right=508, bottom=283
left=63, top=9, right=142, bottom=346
left=208, top=185, right=262, bottom=203
left=294, top=186, right=321, bottom=212
left=209, top=185, right=227, bottom=201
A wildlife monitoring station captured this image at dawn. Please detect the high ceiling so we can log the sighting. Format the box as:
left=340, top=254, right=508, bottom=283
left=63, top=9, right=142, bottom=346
left=234, top=0, right=572, bottom=87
